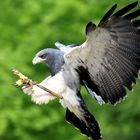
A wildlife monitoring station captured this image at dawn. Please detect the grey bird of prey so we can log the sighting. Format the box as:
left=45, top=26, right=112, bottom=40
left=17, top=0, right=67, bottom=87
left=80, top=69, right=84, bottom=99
left=32, top=44, right=103, bottom=139
left=23, top=2, right=140, bottom=140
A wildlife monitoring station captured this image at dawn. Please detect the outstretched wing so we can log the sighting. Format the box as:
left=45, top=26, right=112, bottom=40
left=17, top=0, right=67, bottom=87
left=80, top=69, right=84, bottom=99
left=64, top=1, right=140, bottom=105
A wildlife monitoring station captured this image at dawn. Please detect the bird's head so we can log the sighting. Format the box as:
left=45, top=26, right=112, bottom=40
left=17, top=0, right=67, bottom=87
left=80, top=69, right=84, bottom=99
left=32, top=48, right=56, bottom=65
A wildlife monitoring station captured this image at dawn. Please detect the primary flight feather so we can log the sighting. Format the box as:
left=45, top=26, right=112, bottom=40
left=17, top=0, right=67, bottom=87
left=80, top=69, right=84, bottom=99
left=23, top=2, right=140, bottom=140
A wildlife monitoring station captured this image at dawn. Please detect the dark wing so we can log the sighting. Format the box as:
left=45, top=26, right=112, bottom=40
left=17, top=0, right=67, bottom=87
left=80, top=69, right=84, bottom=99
left=66, top=92, right=102, bottom=140
left=64, top=1, right=140, bottom=105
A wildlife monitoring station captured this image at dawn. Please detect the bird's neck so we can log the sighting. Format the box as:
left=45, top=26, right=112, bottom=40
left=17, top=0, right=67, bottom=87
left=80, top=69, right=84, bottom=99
left=47, top=60, right=63, bottom=76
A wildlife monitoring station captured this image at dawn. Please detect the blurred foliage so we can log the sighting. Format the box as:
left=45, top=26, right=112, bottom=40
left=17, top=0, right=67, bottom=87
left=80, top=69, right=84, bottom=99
left=0, top=0, right=140, bottom=140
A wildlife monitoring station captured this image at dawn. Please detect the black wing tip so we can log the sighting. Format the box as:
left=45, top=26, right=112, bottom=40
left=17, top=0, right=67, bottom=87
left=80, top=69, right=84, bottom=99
left=86, top=22, right=96, bottom=35
left=88, top=1, right=139, bottom=29
left=109, top=3, right=118, bottom=11
left=113, top=4, right=118, bottom=10
left=114, top=1, right=138, bottom=17
left=124, top=8, right=140, bottom=20
left=127, top=1, right=138, bottom=7
left=99, top=1, right=139, bottom=25
left=132, top=1, right=138, bottom=6
left=132, top=20, right=140, bottom=28
left=110, top=3, right=118, bottom=11
left=98, top=4, right=117, bottom=26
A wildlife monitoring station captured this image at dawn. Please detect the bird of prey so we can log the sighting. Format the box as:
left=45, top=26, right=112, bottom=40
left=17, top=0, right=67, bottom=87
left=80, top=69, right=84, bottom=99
left=23, top=2, right=140, bottom=140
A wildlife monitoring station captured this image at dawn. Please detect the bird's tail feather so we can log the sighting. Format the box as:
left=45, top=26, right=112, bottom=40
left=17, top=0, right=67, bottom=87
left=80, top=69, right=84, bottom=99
left=66, top=109, right=102, bottom=140
left=65, top=92, right=102, bottom=140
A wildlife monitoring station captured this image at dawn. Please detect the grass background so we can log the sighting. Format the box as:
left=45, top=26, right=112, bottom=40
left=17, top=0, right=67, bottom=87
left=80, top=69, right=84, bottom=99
left=0, top=0, right=140, bottom=140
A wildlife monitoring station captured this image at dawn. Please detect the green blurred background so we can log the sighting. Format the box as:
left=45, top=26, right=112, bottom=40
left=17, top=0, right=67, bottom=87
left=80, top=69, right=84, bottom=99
left=0, top=0, right=140, bottom=140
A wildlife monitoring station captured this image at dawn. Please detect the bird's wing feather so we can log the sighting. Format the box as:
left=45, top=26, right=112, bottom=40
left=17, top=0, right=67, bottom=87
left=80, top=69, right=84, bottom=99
left=64, top=1, right=140, bottom=105
left=55, top=41, right=80, bottom=53
left=55, top=42, right=104, bottom=104
left=55, top=42, right=71, bottom=53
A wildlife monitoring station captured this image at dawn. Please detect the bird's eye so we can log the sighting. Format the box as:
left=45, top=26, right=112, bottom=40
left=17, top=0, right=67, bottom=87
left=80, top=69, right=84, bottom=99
left=40, top=55, right=46, bottom=59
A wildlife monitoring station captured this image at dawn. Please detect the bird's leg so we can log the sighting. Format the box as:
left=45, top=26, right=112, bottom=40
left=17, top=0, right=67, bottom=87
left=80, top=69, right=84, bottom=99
left=12, top=68, right=63, bottom=99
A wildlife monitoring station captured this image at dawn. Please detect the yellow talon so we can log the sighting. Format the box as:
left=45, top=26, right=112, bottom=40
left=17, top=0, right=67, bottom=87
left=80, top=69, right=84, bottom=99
left=16, top=79, right=24, bottom=86
left=12, top=68, right=62, bottom=99
left=12, top=68, right=31, bottom=87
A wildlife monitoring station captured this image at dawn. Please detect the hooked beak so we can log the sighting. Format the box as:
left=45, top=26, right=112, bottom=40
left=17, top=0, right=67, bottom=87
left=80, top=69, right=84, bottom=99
left=32, top=57, right=42, bottom=65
